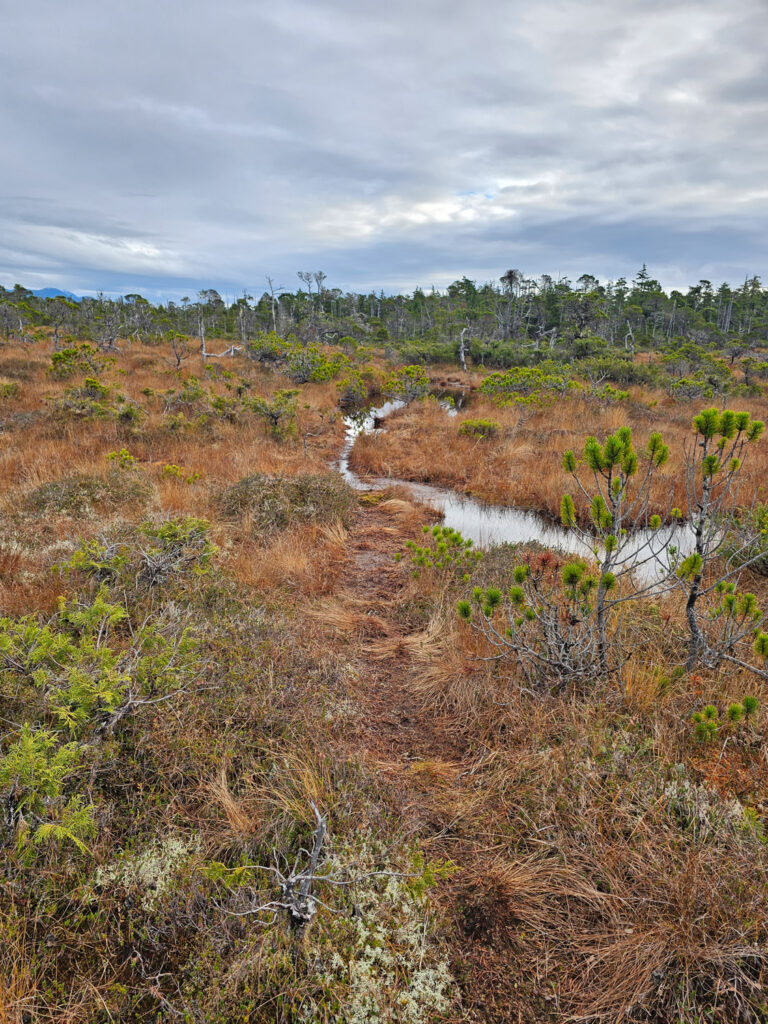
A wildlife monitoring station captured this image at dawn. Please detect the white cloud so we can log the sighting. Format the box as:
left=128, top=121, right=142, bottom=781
left=0, top=0, right=766, bottom=295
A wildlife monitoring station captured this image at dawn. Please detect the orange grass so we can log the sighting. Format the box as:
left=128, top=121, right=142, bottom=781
left=349, top=389, right=768, bottom=521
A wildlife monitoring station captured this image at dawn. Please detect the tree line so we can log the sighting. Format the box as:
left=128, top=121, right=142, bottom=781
left=1, top=266, right=767, bottom=367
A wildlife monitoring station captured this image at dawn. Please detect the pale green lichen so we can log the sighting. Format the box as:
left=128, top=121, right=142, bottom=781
left=94, top=833, right=199, bottom=909
left=307, top=837, right=454, bottom=1023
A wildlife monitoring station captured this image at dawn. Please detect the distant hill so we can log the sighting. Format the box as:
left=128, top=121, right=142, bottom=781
left=30, top=287, right=81, bottom=300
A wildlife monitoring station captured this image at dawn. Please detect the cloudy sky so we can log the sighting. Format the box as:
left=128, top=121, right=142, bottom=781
left=1, top=0, right=766, bottom=299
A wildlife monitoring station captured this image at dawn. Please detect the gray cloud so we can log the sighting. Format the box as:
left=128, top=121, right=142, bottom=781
left=0, top=0, right=766, bottom=298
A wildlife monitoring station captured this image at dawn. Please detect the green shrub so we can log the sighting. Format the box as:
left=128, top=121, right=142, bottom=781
left=382, top=365, right=431, bottom=403
left=163, top=463, right=199, bottom=484
left=479, top=363, right=575, bottom=405
left=137, top=518, right=217, bottom=585
left=286, top=344, right=348, bottom=384
left=458, top=418, right=500, bottom=439
left=0, top=588, right=198, bottom=856
left=106, top=447, right=137, bottom=470
left=61, top=518, right=216, bottom=592
left=398, top=524, right=482, bottom=581
left=48, top=343, right=114, bottom=380
left=692, top=697, right=759, bottom=742
left=247, top=388, right=298, bottom=438
left=692, top=704, right=720, bottom=742
left=336, top=369, right=368, bottom=407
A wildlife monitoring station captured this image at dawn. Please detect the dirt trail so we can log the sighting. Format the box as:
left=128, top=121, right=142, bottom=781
left=326, top=503, right=540, bottom=1022
left=307, top=497, right=481, bottom=848
left=332, top=503, right=465, bottom=767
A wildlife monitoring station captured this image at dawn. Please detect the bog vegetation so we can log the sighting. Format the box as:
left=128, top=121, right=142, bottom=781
left=1, top=267, right=768, bottom=1022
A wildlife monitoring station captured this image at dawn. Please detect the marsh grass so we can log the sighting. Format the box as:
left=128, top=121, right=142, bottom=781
left=350, top=389, right=768, bottom=521
left=1, top=338, right=768, bottom=1022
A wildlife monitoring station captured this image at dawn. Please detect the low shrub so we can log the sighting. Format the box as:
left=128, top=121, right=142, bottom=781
left=397, top=523, right=482, bottom=581
left=247, top=388, right=298, bottom=438
left=48, top=344, right=114, bottom=380
left=458, top=418, right=500, bottom=439
left=382, top=364, right=431, bottom=403
left=22, top=472, right=150, bottom=517
left=479, top=363, right=575, bottom=405
left=218, top=472, right=355, bottom=533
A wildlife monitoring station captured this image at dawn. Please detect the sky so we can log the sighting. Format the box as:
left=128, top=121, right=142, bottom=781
left=1, top=0, right=766, bottom=301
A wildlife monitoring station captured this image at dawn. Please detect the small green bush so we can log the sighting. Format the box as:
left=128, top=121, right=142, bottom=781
left=382, top=365, right=431, bottom=403
left=480, top=363, right=575, bottom=405
left=336, top=369, right=368, bottom=407
left=692, top=697, right=759, bottom=742
left=48, top=344, right=114, bottom=380
left=458, top=418, right=500, bottom=439
left=286, top=344, right=348, bottom=384
left=398, top=524, right=482, bottom=581
left=247, top=388, right=298, bottom=438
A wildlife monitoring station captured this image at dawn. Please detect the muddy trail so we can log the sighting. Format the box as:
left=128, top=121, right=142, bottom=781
left=308, top=496, right=493, bottom=841
left=332, top=500, right=468, bottom=771
left=314, top=499, right=555, bottom=1022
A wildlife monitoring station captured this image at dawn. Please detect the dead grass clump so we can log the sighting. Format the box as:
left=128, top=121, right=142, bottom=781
left=464, top=685, right=768, bottom=1022
left=456, top=856, right=609, bottom=948
left=306, top=597, right=369, bottom=636
left=206, top=762, right=263, bottom=843
left=218, top=472, right=355, bottom=535
left=376, top=497, right=425, bottom=531
left=232, top=520, right=348, bottom=596
left=0, top=356, right=47, bottom=380
left=0, top=913, right=42, bottom=1024
left=569, top=839, right=768, bottom=1023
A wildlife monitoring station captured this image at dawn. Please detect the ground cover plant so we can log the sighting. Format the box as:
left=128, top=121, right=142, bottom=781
left=1, top=271, right=768, bottom=1022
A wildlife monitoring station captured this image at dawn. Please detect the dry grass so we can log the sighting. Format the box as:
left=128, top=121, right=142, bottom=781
left=0, top=339, right=348, bottom=616
left=229, top=520, right=348, bottom=596
left=0, top=924, right=39, bottom=1024
left=349, top=389, right=768, bottom=521
left=3, top=338, right=768, bottom=1022
left=206, top=762, right=263, bottom=841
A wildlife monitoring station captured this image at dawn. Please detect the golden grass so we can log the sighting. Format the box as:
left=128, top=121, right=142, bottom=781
left=206, top=762, right=262, bottom=841
left=0, top=339, right=351, bottom=614
left=0, top=929, right=38, bottom=1024
left=229, top=520, right=348, bottom=596
left=263, top=749, right=335, bottom=823
left=349, top=389, right=768, bottom=521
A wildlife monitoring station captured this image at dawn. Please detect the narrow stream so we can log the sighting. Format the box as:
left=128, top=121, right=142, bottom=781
left=335, top=395, right=694, bottom=585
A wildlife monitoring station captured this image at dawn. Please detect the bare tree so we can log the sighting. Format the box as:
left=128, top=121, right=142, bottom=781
left=167, top=332, right=193, bottom=370
left=265, top=276, right=284, bottom=333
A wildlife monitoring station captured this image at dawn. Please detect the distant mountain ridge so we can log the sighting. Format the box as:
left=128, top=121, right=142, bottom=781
left=30, top=287, right=81, bottom=300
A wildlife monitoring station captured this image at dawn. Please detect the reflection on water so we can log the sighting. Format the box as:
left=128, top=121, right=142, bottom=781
left=336, top=397, right=693, bottom=584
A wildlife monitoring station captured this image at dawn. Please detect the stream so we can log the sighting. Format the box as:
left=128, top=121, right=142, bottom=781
left=335, top=394, right=694, bottom=585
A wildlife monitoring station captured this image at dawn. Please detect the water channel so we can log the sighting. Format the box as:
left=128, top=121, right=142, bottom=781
left=335, top=393, right=694, bottom=585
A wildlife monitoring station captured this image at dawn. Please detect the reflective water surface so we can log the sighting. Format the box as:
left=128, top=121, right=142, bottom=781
left=336, top=397, right=693, bottom=584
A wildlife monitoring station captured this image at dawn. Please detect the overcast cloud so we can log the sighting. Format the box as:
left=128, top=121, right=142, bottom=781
left=1, top=0, right=766, bottom=299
